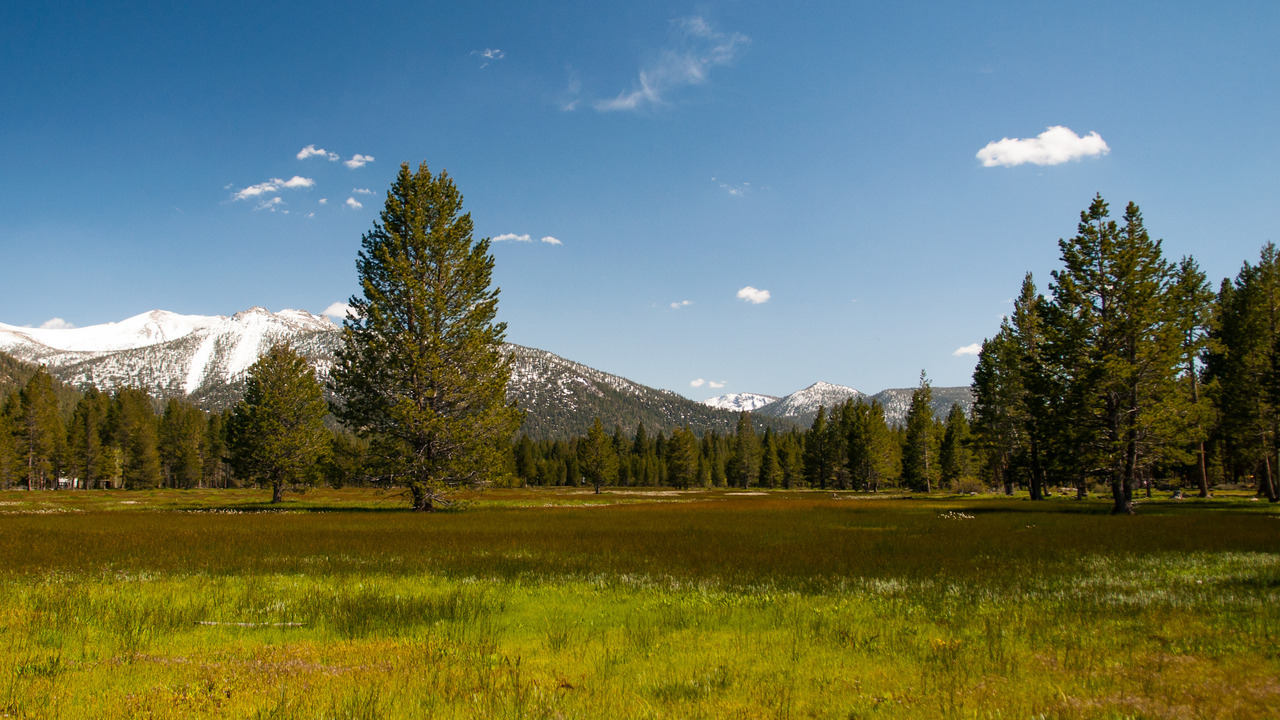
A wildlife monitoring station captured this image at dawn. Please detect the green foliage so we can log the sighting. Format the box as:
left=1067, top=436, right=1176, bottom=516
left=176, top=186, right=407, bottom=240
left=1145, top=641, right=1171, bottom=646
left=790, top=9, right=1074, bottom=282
left=577, top=417, right=618, bottom=492
left=159, top=398, right=206, bottom=488
left=15, top=368, right=65, bottom=490
left=900, top=372, right=936, bottom=492
left=938, top=403, right=972, bottom=487
left=228, top=344, right=330, bottom=503
left=331, top=162, right=523, bottom=510
left=111, top=388, right=162, bottom=489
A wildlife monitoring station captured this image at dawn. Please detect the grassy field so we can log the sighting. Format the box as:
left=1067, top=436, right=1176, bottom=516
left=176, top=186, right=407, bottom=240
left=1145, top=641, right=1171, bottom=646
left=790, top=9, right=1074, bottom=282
left=0, top=487, right=1277, bottom=719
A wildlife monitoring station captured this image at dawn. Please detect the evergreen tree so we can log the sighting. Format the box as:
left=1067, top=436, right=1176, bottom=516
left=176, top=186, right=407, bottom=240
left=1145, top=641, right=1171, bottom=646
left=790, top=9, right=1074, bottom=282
left=578, top=417, right=618, bottom=493
left=666, top=426, right=699, bottom=489
left=17, top=369, right=65, bottom=490
left=758, top=427, right=784, bottom=488
left=901, top=372, right=935, bottom=492
left=67, top=388, right=110, bottom=489
left=229, top=344, right=331, bottom=504
left=1045, top=197, right=1185, bottom=513
left=159, top=399, right=206, bottom=489
left=802, top=406, right=833, bottom=489
left=938, top=403, right=971, bottom=488
left=202, top=410, right=230, bottom=489
left=1169, top=256, right=1216, bottom=497
left=846, top=400, right=896, bottom=492
left=1206, top=243, right=1280, bottom=501
left=728, top=412, right=759, bottom=488
left=330, top=162, right=523, bottom=510
left=0, top=407, right=19, bottom=490
left=111, top=388, right=161, bottom=489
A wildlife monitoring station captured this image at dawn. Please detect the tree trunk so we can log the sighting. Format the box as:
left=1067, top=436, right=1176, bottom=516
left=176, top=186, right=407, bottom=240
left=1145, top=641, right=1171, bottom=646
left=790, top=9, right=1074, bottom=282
left=1195, top=441, right=1209, bottom=498
left=271, top=482, right=283, bottom=504
left=1029, top=437, right=1045, bottom=501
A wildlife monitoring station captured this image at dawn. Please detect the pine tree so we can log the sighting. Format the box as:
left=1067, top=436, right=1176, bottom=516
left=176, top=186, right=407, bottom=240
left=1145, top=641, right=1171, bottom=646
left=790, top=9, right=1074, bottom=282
left=229, top=344, right=330, bottom=504
left=938, top=403, right=971, bottom=488
left=331, top=162, right=523, bottom=510
left=666, top=426, right=699, bottom=489
left=159, top=399, right=206, bottom=489
left=578, top=417, right=618, bottom=493
left=728, top=412, right=760, bottom=488
left=802, top=406, right=832, bottom=489
left=1045, top=196, right=1185, bottom=513
left=758, top=427, right=784, bottom=488
left=0, top=407, right=19, bottom=490
left=901, top=372, right=935, bottom=492
left=67, top=388, right=110, bottom=489
left=1169, top=256, right=1216, bottom=497
left=111, top=388, right=161, bottom=490
left=17, top=369, right=64, bottom=490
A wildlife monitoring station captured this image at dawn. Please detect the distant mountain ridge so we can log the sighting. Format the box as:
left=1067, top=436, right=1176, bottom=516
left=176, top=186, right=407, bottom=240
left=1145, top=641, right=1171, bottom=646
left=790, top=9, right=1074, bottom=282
left=0, top=308, right=787, bottom=439
left=704, top=380, right=973, bottom=427
left=1, top=308, right=973, bottom=436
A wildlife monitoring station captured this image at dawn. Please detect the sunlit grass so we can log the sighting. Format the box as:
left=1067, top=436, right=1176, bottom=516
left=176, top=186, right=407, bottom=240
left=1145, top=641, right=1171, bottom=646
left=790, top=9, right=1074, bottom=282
left=0, top=488, right=1276, bottom=717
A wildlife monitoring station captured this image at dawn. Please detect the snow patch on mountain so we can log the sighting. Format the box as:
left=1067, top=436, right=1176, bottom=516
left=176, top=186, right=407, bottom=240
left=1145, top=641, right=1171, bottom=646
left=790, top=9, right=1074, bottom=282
left=757, top=381, right=863, bottom=420
left=701, top=392, right=779, bottom=413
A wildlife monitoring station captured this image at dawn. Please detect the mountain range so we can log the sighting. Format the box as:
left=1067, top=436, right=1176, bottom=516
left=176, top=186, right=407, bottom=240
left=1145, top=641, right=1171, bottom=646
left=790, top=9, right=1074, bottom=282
left=0, top=308, right=973, bottom=437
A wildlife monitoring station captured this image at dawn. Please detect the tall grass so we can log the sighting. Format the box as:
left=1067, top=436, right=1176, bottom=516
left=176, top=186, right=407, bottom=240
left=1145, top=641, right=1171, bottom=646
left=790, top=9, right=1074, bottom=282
left=0, top=488, right=1276, bottom=717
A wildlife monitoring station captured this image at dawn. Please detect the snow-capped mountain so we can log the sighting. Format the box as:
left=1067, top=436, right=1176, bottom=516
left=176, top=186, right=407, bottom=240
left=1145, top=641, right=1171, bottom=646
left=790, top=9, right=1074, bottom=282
left=1, top=308, right=973, bottom=436
left=0, top=308, right=779, bottom=439
left=701, top=392, right=779, bottom=413
left=704, top=381, right=974, bottom=426
left=755, top=382, right=864, bottom=421
left=0, top=308, right=337, bottom=404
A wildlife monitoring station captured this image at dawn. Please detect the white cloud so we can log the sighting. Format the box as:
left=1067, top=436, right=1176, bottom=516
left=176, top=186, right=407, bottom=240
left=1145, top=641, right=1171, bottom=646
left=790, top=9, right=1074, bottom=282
left=708, top=380, right=726, bottom=389
left=352, top=187, right=373, bottom=194
left=475, top=48, right=505, bottom=67
left=494, top=233, right=532, bottom=243
left=322, top=302, right=354, bottom=321
left=540, top=236, right=562, bottom=245
left=39, top=317, right=73, bottom=329
left=976, top=126, right=1110, bottom=167
left=737, top=286, right=771, bottom=304
left=595, top=17, right=748, bottom=112
left=297, top=144, right=339, bottom=162
left=670, top=300, right=693, bottom=310
left=952, top=343, right=983, bottom=356
left=345, top=154, right=374, bottom=169
left=345, top=197, right=363, bottom=209
left=256, top=197, right=284, bottom=211
left=232, top=176, right=314, bottom=201
left=319, top=198, right=328, bottom=205
left=719, top=181, right=750, bottom=196
left=690, top=378, right=706, bottom=388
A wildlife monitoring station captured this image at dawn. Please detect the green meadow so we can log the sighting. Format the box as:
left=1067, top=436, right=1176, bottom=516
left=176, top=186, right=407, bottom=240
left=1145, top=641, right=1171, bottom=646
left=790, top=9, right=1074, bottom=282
left=0, top=488, right=1277, bottom=719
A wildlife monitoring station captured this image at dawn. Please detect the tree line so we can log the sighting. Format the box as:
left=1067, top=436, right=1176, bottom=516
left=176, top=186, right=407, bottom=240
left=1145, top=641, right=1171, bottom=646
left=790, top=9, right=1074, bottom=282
left=970, top=195, right=1280, bottom=513
left=510, top=385, right=974, bottom=494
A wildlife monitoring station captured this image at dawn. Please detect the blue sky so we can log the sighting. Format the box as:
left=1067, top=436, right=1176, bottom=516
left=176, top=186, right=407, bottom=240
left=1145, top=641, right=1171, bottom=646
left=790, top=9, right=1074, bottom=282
left=3, top=2, right=1278, bottom=398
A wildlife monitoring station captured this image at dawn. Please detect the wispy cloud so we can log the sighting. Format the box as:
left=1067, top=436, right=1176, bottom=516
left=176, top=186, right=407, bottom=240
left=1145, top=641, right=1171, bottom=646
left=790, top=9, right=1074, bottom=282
left=670, top=300, right=693, bottom=310
left=322, top=302, right=353, bottom=321
left=232, top=176, right=315, bottom=201
left=708, top=380, right=726, bottom=389
left=952, top=343, right=983, bottom=356
left=713, top=177, right=750, bottom=196
left=39, top=317, right=73, bottom=330
left=690, top=378, right=706, bottom=388
left=297, top=144, right=339, bottom=162
left=344, top=154, right=374, bottom=169
left=494, top=233, right=563, bottom=246
left=976, top=126, right=1109, bottom=167
left=352, top=187, right=373, bottom=195
left=473, top=48, right=505, bottom=68
left=318, top=198, right=328, bottom=205
left=594, top=16, right=748, bottom=112
left=737, top=286, right=771, bottom=304
left=345, top=197, right=363, bottom=209
left=256, top=197, right=284, bottom=212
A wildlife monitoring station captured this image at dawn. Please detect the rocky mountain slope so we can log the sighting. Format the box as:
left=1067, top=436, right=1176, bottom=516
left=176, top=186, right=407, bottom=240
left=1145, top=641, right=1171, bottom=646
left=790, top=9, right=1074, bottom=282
left=705, top=381, right=974, bottom=426
left=0, top=309, right=788, bottom=439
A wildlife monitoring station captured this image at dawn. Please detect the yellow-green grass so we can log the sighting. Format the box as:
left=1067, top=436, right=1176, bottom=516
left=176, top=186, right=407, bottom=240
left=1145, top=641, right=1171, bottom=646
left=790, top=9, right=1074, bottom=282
left=0, top=488, right=1277, bottom=718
